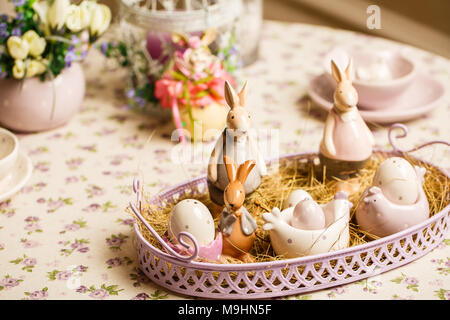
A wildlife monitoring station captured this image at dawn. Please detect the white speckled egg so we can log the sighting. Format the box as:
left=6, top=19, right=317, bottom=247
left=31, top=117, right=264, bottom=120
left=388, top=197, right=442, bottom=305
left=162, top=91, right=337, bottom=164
left=373, top=157, right=419, bottom=205
left=283, top=189, right=313, bottom=209
left=168, top=199, right=215, bottom=246
left=291, top=200, right=326, bottom=230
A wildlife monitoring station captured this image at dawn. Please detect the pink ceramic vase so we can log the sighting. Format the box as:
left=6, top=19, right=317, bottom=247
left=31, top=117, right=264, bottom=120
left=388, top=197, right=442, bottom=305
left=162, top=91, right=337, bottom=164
left=0, top=63, right=85, bottom=132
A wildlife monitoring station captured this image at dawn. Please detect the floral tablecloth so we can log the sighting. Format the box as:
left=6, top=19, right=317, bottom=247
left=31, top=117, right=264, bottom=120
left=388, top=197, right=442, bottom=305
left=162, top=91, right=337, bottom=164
left=0, top=21, right=449, bottom=300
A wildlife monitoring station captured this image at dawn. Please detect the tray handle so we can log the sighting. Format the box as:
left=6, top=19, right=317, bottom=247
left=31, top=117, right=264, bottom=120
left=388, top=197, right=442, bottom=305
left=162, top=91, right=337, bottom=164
left=388, top=123, right=450, bottom=154
left=130, top=177, right=199, bottom=262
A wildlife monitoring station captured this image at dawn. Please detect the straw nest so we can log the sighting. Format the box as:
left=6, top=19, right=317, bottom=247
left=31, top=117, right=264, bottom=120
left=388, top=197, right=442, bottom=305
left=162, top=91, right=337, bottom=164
left=130, top=152, right=449, bottom=265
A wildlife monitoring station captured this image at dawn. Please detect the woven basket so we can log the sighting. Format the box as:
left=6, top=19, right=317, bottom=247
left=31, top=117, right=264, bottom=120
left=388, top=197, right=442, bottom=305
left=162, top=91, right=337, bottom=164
left=129, top=124, right=450, bottom=299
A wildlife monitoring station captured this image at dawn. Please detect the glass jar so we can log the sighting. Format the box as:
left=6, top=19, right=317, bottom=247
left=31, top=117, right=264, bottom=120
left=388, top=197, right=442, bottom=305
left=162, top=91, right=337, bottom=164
left=117, top=0, right=243, bottom=119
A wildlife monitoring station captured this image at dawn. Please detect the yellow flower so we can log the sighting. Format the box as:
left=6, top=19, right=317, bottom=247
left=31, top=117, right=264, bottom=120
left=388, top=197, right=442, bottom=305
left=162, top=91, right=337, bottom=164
left=32, top=0, right=49, bottom=25
left=48, top=0, right=70, bottom=30
left=12, top=59, right=25, bottom=79
left=65, top=4, right=83, bottom=32
left=22, top=30, right=46, bottom=58
left=7, top=36, right=29, bottom=60
left=26, top=59, right=47, bottom=78
left=79, top=1, right=97, bottom=29
left=89, top=4, right=111, bottom=37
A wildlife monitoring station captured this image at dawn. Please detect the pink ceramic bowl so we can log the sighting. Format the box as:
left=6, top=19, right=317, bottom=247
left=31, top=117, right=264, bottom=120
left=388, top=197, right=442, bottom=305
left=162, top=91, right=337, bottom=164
left=0, top=63, right=85, bottom=133
left=324, top=46, right=416, bottom=110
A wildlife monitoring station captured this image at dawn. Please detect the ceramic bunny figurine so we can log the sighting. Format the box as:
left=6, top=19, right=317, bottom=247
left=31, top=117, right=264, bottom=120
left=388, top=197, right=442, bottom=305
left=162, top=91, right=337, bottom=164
left=218, top=155, right=257, bottom=263
left=208, top=81, right=267, bottom=207
left=319, top=59, right=375, bottom=179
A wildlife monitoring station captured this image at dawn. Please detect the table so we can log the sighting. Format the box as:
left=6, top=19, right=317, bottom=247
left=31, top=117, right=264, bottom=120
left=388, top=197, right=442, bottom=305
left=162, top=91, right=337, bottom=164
left=0, top=21, right=449, bottom=300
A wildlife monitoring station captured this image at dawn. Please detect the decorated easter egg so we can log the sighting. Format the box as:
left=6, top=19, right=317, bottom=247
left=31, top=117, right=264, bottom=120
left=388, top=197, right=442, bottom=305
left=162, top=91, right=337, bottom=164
left=373, top=157, right=419, bottom=205
left=291, top=200, right=326, bottom=230
left=283, top=189, right=313, bottom=209
left=168, top=199, right=215, bottom=246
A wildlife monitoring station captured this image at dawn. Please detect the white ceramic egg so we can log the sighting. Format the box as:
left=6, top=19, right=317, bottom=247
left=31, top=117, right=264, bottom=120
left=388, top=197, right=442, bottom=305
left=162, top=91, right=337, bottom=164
left=168, top=199, right=215, bottom=246
left=291, top=199, right=326, bottom=230
left=283, top=189, right=313, bottom=209
left=373, top=157, right=420, bottom=205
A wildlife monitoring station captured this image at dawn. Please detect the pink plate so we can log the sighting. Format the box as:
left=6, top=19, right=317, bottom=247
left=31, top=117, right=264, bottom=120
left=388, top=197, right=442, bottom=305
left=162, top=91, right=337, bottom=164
left=308, top=72, right=445, bottom=124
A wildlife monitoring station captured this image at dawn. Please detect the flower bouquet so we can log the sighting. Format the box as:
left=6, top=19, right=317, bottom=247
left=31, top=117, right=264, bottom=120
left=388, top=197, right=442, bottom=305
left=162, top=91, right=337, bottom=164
left=102, top=29, right=237, bottom=142
left=0, top=0, right=111, bottom=132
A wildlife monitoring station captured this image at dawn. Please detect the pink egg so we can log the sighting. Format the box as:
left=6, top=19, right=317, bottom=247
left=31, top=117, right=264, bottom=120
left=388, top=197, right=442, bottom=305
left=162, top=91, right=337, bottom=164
left=291, top=200, right=326, bottom=230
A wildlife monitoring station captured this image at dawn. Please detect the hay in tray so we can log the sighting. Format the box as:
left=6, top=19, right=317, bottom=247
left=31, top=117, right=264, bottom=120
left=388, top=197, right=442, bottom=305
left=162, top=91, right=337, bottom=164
left=132, top=152, right=449, bottom=264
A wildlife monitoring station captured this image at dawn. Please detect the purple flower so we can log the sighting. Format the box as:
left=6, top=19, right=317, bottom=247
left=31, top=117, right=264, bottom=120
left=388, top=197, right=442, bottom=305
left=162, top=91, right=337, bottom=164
left=89, top=289, right=109, bottom=299
left=75, top=265, right=88, bottom=273
left=107, top=237, right=125, bottom=247
left=135, top=96, right=146, bottom=107
left=0, top=200, right=11, bottom=210
left=403, top=277, right=419, bottom=286
left=445, top=291, right=450, bottom=300
left=11, top=27, right=21, bottom=37
left=121, top=219, right=134, bottom=226
left=0, top=29, right=9, bottom=39
left=76, top=285, right=88, bottom=293
left=12, top=0, right=26, bottom=6
left=65, top=224, right=80, bottom=231
left=70, top=35, right=80, bottom=44
left=83, top=203, right=100, bottom=212
left=70, top=242, right=81, bottom=249
left=29, top=289, right=48, bottom=300
left=65, top=176, right=79, bottom=183
left=22, top=257, right=37, bottom=266
left=131, top=293, right=149, bottom=300
left=25, top=216, right=39, bottom=222
left=78, top=247, right=89, bottom=253
left=0, top=14, right=8, bottom=22
left=100, top=42, right=108, bottom=54
left=16, top=12, right=24, bottom=20
left=106, top=257, right=122, bottom=267
left=126, top=89, right=135, bottom=99
left=1, top=277, right=20, bottom=288
left=56, top=271, right=72, bottom=280
left=64, top=47, right=77, bottom=68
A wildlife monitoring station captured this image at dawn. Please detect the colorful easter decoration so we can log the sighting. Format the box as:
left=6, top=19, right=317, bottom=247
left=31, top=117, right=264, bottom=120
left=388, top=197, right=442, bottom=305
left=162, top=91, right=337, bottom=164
left=219, top=155, right=257, bottom=263
left=356, top=158, right=430, bottom=238
left=263, top=191, right=351, bottom=258
left=167, top=199, right=222, bottom=261
left=319, top=59, right=375, bottom=179
left=283, top=189, right=313, bottom=209
left=207, top=81, right=267, bottom=207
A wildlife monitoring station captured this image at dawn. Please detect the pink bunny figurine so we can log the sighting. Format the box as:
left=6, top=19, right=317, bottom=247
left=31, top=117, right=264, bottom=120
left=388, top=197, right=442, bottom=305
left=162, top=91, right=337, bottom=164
left=207, top=81, right=267, bottom=210
left=319, top=59, right=374, bottom=179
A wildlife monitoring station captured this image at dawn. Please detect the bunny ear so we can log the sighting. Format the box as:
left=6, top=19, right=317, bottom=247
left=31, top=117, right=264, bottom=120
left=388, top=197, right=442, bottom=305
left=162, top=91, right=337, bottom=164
left=201, top=29, right=216, bottom=46
left=224, top=81, right=239, bottom=109
left=344, top=58, right=353, bottom=81
left=236, top=160, right=256, bottom=185
left=330, top=60, right=343, bottom=83
left=238, top=81, right=248, bottom=106
left=223, top=155, right=237, bottom=182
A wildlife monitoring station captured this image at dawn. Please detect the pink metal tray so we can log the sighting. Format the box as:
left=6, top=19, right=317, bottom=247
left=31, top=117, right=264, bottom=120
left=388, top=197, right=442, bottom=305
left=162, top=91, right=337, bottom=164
left=129, top=124, right=450, bottom=299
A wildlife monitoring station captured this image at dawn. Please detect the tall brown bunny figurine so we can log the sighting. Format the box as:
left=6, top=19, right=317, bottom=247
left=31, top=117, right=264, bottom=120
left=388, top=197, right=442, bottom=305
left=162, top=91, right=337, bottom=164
left=319, top=59, right=374, bottom=181
left=208, top=81, right=267, bottom=214
left=219, top=155, right=257, bottom=263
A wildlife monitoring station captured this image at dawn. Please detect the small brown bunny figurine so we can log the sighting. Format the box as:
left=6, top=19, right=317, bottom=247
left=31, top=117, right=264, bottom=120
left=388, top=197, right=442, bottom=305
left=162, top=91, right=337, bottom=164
left=319, top=59, right=374, bottom=180
left=219, top=155, right=257, bottom=263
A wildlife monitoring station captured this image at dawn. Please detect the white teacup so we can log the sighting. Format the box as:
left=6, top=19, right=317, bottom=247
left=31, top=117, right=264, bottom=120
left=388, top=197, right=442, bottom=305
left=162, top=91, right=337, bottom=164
left=0, top=127, right=19, bottom=183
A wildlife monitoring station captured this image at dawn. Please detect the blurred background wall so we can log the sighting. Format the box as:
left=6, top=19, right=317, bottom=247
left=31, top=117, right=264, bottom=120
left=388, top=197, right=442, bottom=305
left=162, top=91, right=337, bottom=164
left=1, top=0, right=449, bottom=57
